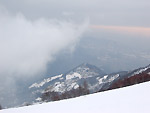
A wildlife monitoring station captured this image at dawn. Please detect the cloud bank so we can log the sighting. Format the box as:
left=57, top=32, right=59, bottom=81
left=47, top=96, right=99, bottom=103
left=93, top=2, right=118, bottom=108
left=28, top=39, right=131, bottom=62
left=0, top=10, right=88, bottom=78
left=0, top=7, right=88, bottom=107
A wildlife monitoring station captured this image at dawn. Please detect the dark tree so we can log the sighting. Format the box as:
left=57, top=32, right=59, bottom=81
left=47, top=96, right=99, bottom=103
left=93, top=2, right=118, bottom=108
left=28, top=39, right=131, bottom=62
left=41, top=80, right=91, bottom=102
left=83, top=81, right=90, bottom=95
left=50, top=92, right=60, bottom=101
left=41, top=91, right=61, bottom=102
left=110, top=71, right=150, bottom=90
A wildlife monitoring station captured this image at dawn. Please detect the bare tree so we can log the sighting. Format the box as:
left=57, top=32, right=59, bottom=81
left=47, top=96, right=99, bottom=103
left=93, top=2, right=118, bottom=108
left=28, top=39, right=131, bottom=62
left=83, top=80, right=90, bottom=95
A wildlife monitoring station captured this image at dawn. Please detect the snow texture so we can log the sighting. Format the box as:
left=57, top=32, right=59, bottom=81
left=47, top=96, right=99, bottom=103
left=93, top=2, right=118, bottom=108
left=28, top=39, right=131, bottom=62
left=96, top=74, right=119, bottom=84
left=29, top=74, right=63, bottom=88
left=132, top=66, right=150, bottom=76
left=66, top=73, right=82, bottom=80
left=108, top=74, right=119, bottom=82
left=97, top=75, right=108, bottom=84
left=29, top=63, right=107, bottom=95
left=1, top=82, right=150, bottom=113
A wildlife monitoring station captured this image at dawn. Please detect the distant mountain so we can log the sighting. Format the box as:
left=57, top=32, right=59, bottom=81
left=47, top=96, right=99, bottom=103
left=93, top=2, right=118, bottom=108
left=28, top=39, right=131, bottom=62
left=29, top=63, right=150, bottom=104
left=109, top=64, right=150, bottom=89
left=29, top=63, right=121, bottom=102
left=1, top=63, right=149, bottom=108
left=2, top=82, right=150, bottom=113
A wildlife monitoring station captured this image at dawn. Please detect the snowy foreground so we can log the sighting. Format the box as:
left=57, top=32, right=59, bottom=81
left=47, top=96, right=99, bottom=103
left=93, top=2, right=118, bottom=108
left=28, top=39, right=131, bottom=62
left=1, top=82, right=150, bottom=113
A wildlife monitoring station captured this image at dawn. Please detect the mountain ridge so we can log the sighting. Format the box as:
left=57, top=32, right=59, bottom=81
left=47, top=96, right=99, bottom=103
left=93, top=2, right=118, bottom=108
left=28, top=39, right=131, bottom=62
left=29, top=63, right=126, bottom=103
left=29, top=63, right=150, bottom=104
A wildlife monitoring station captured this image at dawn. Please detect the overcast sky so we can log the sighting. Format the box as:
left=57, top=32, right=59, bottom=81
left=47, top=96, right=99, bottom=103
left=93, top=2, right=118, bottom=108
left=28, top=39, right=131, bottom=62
left=0, top=0, right=150, bottom=81
left=0, top=0, right=150, bottom=107
left=1, top=0, right=150, bottom=26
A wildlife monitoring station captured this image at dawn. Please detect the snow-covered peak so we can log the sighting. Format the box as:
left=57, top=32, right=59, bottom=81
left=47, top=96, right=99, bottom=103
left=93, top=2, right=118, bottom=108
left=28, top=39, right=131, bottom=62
left=66, top=73, right=82, bottom=80
left=29, top=74, right=63, bottom=89
left=2, top=82, right=150, bottom=113
left=28, top=63, right=119, bottom=100
left=65, top=63, right=105, bottom=79
left=28, top=63, right=134, bottom=104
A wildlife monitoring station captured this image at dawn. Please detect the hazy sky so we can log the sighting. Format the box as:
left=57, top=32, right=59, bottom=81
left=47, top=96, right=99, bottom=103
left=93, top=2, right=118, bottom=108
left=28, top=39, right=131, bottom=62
left=1, top=0, right=150, bottom=26
left=0, top=0, right=150, bottom=107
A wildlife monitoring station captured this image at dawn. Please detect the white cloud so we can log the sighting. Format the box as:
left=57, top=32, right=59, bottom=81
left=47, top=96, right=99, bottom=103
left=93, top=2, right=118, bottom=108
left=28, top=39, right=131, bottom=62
left=0, top=9, right=88, bottom=78
left=0, top=7, right=88, bottom=107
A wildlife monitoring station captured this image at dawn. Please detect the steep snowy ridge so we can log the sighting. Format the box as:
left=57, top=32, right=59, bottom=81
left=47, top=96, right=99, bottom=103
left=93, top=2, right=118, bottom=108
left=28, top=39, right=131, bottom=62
left=109, top=64, right=150, bottom=90
left=66, top=73, right=82, bottom=80
left=29, top=63, right=150, bottom=103
left=108, top=74, right=119, bottom=82
left=65, top=63, right=105, bottom=78
left=1, top=82, right=150, bottom=113
left=29, top=74, right=63, bottom=89
left=120, top=64, right=150, bottom=79
left=1, top=63, right=149, bottom=108
left=96, top=74, right=119, bottom=84
left=131, top=65, right=150, bottom=76
left=29, top=63, right=121, bottom=103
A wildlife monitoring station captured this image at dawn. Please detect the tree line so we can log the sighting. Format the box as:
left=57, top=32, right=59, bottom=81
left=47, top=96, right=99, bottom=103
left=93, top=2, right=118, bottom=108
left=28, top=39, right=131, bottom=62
left=41, top=81, right=90, bottom=102
left=109, top=69, right=150, bottom=89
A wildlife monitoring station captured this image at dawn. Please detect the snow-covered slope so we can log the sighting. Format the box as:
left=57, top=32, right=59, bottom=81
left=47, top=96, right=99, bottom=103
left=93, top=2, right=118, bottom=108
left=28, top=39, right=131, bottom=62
left=29, top=63, right=122, bottom=102
left=1, top=81, right=150, bottom=113
left=28, top=63, right=150, bottom=104
left=127, top=64, right=150, bottom=77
